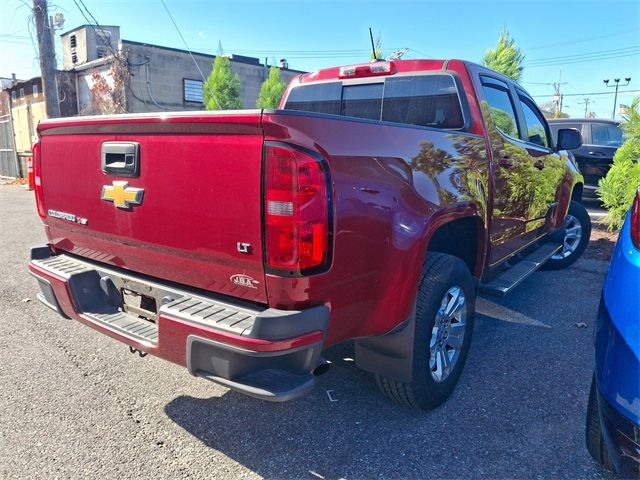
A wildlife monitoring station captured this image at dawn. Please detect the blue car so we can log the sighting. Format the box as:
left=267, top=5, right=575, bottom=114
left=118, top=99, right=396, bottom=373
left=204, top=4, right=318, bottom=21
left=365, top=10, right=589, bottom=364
left=587, top=187, right=640, bottom=476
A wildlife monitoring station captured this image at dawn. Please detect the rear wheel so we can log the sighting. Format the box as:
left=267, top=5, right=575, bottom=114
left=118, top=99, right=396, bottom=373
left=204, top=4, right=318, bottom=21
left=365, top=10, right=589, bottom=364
left=541, top=200, right=591, bottom=270
left=586, top=375, right=614, bottom=471
left=375, top=253, right=475, bottom=410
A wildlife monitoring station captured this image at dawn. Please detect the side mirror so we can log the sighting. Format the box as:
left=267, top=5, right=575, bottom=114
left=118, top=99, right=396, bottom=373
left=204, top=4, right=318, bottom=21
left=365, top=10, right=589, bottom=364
left=557, top=128, right=582, bottom=150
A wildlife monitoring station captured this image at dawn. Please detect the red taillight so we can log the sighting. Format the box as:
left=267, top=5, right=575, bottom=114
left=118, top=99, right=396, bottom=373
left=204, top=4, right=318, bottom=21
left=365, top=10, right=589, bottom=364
left=264, top=144, right=331, bottom=274
left=631, top=188, right=640, bottom=249
left=32, top=141, right=46, bottom=219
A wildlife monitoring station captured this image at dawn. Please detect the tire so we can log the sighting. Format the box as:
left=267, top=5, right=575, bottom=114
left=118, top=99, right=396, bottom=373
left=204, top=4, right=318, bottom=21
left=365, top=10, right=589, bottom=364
left=375, top=253, right=475, bottom=410
left=586, top=375, right=614, bottom=471
left=541, top=200, right=592, bottom=270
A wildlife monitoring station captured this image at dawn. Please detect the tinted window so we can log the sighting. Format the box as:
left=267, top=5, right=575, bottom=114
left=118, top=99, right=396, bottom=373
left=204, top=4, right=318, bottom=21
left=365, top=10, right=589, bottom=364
left=284, top=82, right=342, bottom=115
left=549, top=123, right=582, bottom=145
left=342, top=83, right=383, bottom=120
left=284, top=74, right=464, bottom=129
left=550, top=123, right=582, bottom=133
left=591, top=124, right=623, bottom=147
left=518, top=95, right=549, bottom=147
left=382, top=75, right=464, bottom=128
left=480, top=77, right=519, bottom=138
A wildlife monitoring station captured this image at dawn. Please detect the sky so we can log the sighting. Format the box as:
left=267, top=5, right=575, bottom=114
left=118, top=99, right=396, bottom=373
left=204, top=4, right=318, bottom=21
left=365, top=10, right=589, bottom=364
left=1, top=0, right=639, bottom=119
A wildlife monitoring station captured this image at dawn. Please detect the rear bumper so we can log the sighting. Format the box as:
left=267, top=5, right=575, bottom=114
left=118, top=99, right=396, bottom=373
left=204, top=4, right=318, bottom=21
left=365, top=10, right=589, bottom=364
left=596, top=383, right=640, bottom=477
left=29, top=246, right=329, bottom=401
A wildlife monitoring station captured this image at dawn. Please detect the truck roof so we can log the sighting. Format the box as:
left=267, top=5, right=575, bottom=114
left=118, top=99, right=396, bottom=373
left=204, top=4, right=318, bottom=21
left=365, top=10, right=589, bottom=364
left=296, top=59, right=453, bottom=83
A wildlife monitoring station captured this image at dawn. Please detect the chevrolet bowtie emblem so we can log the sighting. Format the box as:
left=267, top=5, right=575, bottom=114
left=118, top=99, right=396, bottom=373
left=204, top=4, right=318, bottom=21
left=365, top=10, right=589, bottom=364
left=101, top=181, right=144, bottom=209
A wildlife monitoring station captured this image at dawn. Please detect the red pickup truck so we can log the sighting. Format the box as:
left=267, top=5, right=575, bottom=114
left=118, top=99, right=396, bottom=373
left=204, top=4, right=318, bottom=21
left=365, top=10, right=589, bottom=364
left=29, top=59, right=590, bottom=409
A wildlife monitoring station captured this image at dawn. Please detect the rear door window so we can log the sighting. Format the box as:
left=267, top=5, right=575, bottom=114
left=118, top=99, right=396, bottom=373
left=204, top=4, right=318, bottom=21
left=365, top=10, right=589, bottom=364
left=591, top=124, right=623, bottom=147
left=480, top=76, right=519, bottom=138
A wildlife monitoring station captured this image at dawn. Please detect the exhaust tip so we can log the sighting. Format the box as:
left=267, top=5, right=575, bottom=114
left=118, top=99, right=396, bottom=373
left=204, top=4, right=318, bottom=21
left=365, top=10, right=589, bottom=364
left=312, top=360, right=331, bottom=377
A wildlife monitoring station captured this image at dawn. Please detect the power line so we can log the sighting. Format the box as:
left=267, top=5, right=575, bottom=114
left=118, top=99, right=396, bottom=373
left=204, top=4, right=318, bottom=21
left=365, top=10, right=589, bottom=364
left=70, top=0, right=117, bottom=57
left=407, top=47, right=433, bottom=58
left=527, top=45, right=640, bottom=65
left=527, top=50, right=640, bottom=68
left=159, top=0, right=206, bottom=82
left=531, top=89, right=640, bottom=98
left=527, top=28, right=639, bottom=51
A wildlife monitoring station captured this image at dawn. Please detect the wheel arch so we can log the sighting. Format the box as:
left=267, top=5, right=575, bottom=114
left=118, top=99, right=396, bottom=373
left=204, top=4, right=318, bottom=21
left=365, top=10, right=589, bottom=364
left=572, top=182, right=584, bottom=203
left=423, top=209, right=487, bottom=279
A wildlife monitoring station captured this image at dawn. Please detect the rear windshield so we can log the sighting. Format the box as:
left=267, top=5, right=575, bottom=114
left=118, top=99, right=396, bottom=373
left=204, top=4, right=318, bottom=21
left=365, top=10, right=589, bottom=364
left=284, top=74, right=464, bottom=129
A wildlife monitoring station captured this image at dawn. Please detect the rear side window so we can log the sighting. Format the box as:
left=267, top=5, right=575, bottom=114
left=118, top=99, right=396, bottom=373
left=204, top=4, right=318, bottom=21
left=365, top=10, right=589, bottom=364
left=591, top=124, right=623, bottom=147
left=284, top=82, right=342, bottom=115
left=480, top=76, right=519, bottom=138
left=382, top=75, right=464, bottom=128
left=283, top=74, right=464, bottom=129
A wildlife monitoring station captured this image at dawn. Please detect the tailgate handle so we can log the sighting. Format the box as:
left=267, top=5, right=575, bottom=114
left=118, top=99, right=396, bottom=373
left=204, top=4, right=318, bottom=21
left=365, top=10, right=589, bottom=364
left=102, top=142, right=140, bottom=177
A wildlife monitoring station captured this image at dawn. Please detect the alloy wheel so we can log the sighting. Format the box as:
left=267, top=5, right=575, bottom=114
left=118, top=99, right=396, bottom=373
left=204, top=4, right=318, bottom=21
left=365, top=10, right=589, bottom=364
left=429, top=286, right=467, bottom=383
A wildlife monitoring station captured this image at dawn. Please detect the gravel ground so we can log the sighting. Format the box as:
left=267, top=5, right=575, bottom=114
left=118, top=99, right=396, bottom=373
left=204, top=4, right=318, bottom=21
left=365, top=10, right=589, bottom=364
left=0, top=183, right=618, bottom=479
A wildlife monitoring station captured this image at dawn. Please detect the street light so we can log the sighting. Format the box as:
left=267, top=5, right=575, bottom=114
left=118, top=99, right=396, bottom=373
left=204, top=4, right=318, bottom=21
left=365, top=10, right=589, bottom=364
left=603, top=77, right=631, bottom=119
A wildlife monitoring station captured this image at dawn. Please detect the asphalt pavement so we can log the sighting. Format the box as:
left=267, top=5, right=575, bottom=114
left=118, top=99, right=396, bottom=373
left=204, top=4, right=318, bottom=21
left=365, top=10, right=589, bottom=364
left=0, top=183, right=617, bottom=479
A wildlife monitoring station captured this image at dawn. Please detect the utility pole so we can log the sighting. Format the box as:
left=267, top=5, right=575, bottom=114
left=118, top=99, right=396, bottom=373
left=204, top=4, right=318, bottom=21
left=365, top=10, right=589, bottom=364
left=548, top=70, right=567, bottom=117
left=603, top=77, right=631, bottom=119
left=577, top=98, right=593, bottom=118
left=33, top=0, right=60, bottom=118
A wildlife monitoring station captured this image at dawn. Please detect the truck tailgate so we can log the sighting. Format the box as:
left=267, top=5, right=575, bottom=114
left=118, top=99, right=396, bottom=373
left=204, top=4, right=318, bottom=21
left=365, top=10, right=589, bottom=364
left=37, top=112, right=268, bottom=303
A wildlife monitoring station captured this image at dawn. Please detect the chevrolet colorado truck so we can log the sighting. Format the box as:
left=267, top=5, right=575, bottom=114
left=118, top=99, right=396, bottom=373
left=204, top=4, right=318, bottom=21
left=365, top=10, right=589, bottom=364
left=28, top=59, right=590, bottom=410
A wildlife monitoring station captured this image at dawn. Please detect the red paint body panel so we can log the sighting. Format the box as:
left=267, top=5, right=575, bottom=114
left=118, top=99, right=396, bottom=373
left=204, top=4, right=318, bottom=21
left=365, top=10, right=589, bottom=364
left=262, top=112, right=489, bottom=345
left=34, top=59, right=580, bottom=354
left=39, top=112, right=268, bottom=304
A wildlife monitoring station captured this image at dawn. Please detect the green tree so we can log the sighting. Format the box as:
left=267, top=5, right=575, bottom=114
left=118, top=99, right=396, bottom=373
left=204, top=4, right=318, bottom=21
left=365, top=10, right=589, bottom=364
left=203, top=56, right=242, bottom=110
left=598, top=97, right=640, bottom=229
left=256, top=66, right=287, bottom=109
left=482, top=28, right=524, bottom=81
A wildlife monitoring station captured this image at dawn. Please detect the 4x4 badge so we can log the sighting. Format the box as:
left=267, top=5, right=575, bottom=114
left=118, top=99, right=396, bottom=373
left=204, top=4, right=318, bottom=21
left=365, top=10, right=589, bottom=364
left=101, top=181, right=144, bottom=209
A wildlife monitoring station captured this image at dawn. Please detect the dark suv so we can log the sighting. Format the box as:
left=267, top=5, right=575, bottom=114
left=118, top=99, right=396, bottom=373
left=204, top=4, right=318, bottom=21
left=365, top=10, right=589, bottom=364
left=548, top=118, right=624, bottom=197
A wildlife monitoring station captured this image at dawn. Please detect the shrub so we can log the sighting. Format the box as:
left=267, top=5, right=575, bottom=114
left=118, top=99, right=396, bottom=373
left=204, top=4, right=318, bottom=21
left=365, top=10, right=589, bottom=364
left=598, top=97, right=640, bottom=230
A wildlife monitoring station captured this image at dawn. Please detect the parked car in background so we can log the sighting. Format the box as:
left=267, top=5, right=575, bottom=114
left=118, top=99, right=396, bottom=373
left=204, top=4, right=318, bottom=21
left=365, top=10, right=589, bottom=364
left=586, top=187, right=640, bottom=476
left=548, top=118, right=624, bottom=199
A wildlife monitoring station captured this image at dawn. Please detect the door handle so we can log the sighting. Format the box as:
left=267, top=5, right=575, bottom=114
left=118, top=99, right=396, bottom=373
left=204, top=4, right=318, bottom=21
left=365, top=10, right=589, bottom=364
left=102, top=142, right=140, bottom=177
left=498, top=156, right=513, bottom=168
left=534, top=160, right=545, bottom=170
left=588, top=151, right=605, bottom=157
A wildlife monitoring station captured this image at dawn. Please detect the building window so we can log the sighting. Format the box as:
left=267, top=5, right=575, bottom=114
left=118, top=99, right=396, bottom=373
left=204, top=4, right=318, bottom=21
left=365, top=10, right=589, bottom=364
left=184, top=79, right=203, bottom=104
left=11, top=91, right=16, bottom=102
left=70, top=34, right=77, bottom=48
left=19, top=88, right=25, bottom=99
left=71, top=52, right=78, bottom=64
left=95, top=29, right=111, bottom=58
left=33, top=85, right=39, bottom=98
